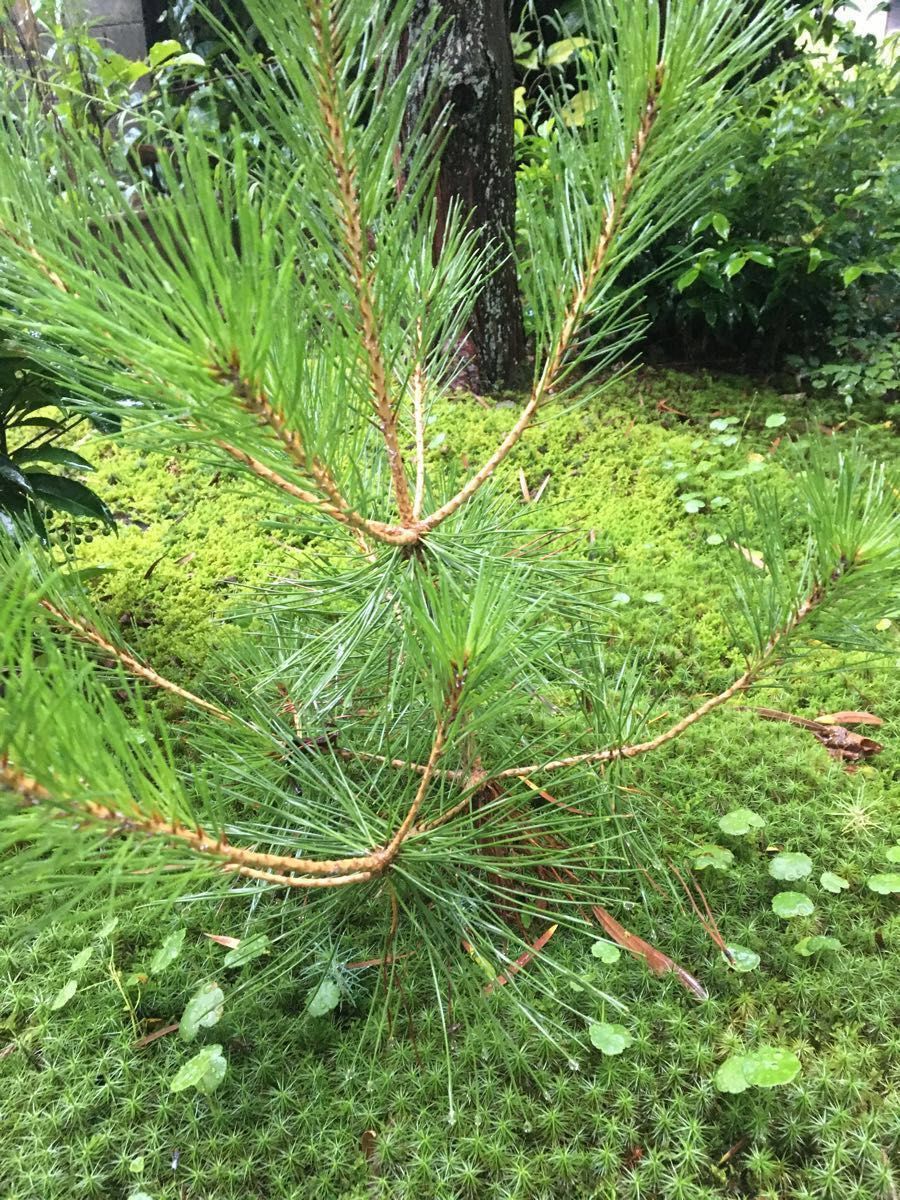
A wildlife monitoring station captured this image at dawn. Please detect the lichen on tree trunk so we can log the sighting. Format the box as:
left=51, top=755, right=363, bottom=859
left=401, top=0, right=526, bottom=392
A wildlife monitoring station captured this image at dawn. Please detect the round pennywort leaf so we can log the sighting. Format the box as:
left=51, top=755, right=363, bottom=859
left=170, top=1044, right=227, bottom=1095
left=692, top=844, right=734, bottom=871
left=179, top=982, right=225, bottom=1042
left=820, top=871, right=849, bottom=893
left=794, top=935, right=842, bottom=957
left=718, top=808, right=765, bottom=837
left=588, top=1022, right=634, bottom=1056
left=723, top=945, right=760, bottom=973
left=772, top=891, right=814, bottom=919
left=867, top=873, right=900, bottom=895
left=769, top=852, right=813, bottom=882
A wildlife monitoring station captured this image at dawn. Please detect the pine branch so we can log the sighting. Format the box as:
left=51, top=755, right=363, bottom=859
left=39, top=600, right=232, bottom=721
left=416, top=69, right=664, bottom=538
left=308, top=0, right=414, bottom=525
left=495, top=563, right=836, bottom=780
left=0, top=762, right=386, bottom=884
left=213, top=362, right=419, bottom=545
left=411, top=318, right=427, bottom=521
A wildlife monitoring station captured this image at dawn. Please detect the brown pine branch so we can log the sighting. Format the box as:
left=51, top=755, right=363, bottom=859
left=213, top=358, right=419, bottom=546
left=39, top=600, right=231, bottom=721
left=411, top=319, right=427, bottom=521
left=494, top=571, right=831, bottom=780
left=417, top=68, right=664, bottom=537
left=0, top=763, right=389, bottom=883
left=309, top=0, right=414, bottom=526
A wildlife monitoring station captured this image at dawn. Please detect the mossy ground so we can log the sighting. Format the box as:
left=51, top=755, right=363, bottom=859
left=2, top=369, right=899, bottom=1199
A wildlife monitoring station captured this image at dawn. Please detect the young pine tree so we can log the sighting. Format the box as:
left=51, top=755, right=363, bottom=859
left=0, top=0, right=897, bottom=1078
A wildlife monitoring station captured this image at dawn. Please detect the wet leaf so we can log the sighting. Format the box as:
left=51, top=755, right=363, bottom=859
left=223, top=933, right=271, bottom=968
left=715, top=1046, right=801, bottom=1092
left=794, top=935, right=842, bottom=957
left=769, top=852, right=813, bottom=882
left=718, top=808, right=765, bottom=836
left=591, top=942, right=621, bottom=964
left=819, top=871, right=849, bottom=893
left=743, top=1046, right=801, bottom=1087
left=722, top=945, right=760, bottom=973
left=714, top=1054, right=751, bottom=1093
left=588, top=1022, right=634, bottom=1056
left=150, top=928, right=186, bottom=974
left=169, top=1043, right=227, bottom=1095
left=70, top=946, right=93, bottom=973
left=772, top=891, right=815, bottom=918
left=179, top=982, right=225, bottom=1042
left=50, top=978, right=78, bottom=1010
left=307, top=976, right=341, bottom=1017
left=867, top=873, right=900, bottom=895
left=692, top=844, right=734, bottom=871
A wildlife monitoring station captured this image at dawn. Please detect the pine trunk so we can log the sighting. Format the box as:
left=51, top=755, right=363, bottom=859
left=402, top=0, right=526, bottom=392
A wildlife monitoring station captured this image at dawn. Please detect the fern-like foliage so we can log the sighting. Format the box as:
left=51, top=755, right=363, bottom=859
left=1, top=0, right=898, bottom=1078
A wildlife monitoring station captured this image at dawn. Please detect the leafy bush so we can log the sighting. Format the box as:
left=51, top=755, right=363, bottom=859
left=0, top=0, right=898, bottom=1083
left=657, top=16, right=899, bottom=406
left=0, top=345, right=113, bottom=543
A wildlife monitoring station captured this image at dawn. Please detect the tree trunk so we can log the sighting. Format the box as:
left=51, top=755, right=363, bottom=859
left=402, top=0, right=526, bottom=392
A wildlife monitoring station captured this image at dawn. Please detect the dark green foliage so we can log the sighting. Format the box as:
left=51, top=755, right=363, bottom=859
left=653, top=17, right=899, bottom=405
left=0, top=347, right=113, bottom=543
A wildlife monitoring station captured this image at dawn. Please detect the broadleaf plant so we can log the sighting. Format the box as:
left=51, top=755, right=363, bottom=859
left=1, top=0, right=899, bottom=1087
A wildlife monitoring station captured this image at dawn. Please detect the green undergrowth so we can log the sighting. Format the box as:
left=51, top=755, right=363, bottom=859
left=2, top=369, right=899, bottom=1199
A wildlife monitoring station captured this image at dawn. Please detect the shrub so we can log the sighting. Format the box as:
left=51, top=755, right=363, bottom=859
left=0, top=0, right=897, bottom=1083
left=655, top=15, right=899, bottom=405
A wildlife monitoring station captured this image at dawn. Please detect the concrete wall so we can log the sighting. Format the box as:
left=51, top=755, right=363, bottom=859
left=83, top=0, right=146, bottom=59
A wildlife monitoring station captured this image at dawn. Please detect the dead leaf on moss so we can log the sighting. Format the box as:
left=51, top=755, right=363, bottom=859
left=814, top=711, right=883, bottom=727
left=750, top=707, right=884, bottom=770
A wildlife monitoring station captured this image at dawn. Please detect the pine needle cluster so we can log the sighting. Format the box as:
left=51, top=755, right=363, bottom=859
left=1, top=0, right=898, bottom=1071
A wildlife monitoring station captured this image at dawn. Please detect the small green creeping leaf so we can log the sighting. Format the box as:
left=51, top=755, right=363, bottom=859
left=170, top=1044, right=227, bottom=1095
left=50, top=978, right=78, bottom=1010
left=723, top=945, right=760, bottom=973
left=772, top=891, right=815, bottom=918
left=764, top=412, right=787, bottom=428
left=591, top=942, right=621, bottom=964
left=642, top=592, right=665, bottom=604
left=150, top=928, right=186, bottom=974
left=70, top=946, right=94, bottom=973
left=718, top=808, right=765, bottom=836
left=714, top=1054, right=751, bottom=1093
left=692, top=844, right=734, bottom=871
left=127, top=1193, right=155, bottom=1200
left=706, top=533, right=724, bottom=546
left=179, top=982, right=225, bottom=1041
left=794, top=935, right=842, bottom=957
left=820, top=871, right=849, bottom=893
left=588, top=1022, right=634, bottom=1056
left=610, top=592, right=630, bottom=605
left=714, top=1046, right=801, bottom=1092
left=885, top=846, right=900, bottom=864
left=769, top=852, right=813, bottom=882
left=867, top=873, right=900, bottom=895
left=743, top=1046, right=801, bottom=1087
left=307, top=976, right=341, bottom=1017
left=223, top=933, right=271, bottom=969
